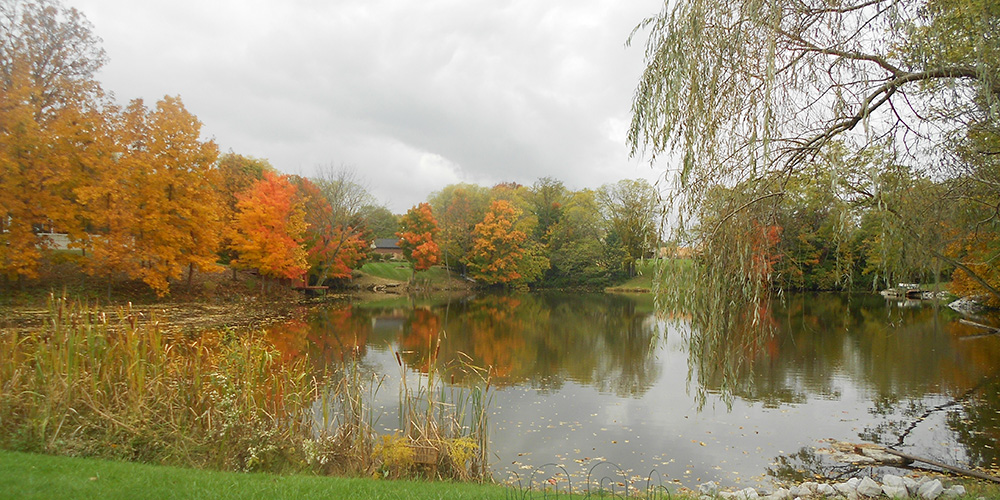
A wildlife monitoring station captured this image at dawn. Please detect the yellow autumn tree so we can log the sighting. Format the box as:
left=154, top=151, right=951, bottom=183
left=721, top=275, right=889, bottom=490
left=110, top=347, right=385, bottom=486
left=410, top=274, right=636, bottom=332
left=78, top=97, right=222, bottom=296
left=0, top=0, right=107, bottom=281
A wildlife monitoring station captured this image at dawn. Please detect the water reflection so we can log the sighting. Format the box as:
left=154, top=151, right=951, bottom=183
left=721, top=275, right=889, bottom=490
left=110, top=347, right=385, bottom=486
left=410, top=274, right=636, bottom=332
left=263, top=292, right=1000, bottom=487
left=268, top=292, right=661, bottom=395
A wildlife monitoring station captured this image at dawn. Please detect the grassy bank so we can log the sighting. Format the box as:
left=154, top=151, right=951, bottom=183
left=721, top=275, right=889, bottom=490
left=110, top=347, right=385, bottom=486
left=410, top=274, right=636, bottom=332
left=0, top=450, right=518, bottom=500
left=360, top=262, right=466, bottom=289
left=5, top=450, right=998, bottom=500
left=605, top=259, right=692, bottom=293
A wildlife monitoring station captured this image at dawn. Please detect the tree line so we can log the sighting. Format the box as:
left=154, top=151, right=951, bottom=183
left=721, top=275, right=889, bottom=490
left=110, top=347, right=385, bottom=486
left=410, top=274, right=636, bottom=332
left=401, top=178, right=661, bottom=289
left=0, top=0, right=662, bottom=296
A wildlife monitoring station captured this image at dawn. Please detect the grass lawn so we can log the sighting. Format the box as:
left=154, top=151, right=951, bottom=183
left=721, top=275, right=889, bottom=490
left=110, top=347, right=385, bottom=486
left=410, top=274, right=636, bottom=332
left=0, top=450, right=524, bottom=500
left=360, top=262, right=462, bottom=288
left=361, top=261, right=414, bottom=282
left=3, top=448, right=998, bottom=500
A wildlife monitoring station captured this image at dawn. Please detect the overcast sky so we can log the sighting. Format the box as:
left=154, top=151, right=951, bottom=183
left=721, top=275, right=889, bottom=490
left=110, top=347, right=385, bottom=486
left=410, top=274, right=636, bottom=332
left=70, top=0, right=666, bottom=213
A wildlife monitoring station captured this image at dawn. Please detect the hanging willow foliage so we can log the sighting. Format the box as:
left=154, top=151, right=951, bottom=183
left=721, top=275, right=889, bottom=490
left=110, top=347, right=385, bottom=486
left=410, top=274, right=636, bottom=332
left=632, top=0, right=999, bottom=405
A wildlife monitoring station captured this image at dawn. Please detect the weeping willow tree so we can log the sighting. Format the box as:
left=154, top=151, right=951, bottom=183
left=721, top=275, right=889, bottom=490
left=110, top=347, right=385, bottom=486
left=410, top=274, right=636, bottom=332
left=629, top=0, right=999, bottom=405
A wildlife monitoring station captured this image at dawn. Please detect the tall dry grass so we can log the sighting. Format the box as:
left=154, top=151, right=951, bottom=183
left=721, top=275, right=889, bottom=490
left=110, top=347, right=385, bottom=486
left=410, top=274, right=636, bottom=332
left=0, top=294, right=492, bottom=481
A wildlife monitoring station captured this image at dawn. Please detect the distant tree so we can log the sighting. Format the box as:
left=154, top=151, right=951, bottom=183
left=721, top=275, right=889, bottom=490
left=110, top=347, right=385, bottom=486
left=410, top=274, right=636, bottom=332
left=217, top=153, right=271, bottom=216
left=546, top=190, right=615, bottom=286
left=429, top=184, right=491, bottom=273
left=397, top=203, right=440, bottom=272
left=230, top=171, right=308, bottom=291
left=596, top=179, right=660, bottom=276
left=293, top=175, right=367, bottom=285
left=362, top=205, right=398, bottom=239
left=528, top=177, right=568, bottom=243
left=308, top=167, right=378, bottom=284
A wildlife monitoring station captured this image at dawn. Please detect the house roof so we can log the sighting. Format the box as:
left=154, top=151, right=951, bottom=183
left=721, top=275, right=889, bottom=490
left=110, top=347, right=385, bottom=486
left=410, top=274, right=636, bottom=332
left=373, top=238, right=401, bottom=249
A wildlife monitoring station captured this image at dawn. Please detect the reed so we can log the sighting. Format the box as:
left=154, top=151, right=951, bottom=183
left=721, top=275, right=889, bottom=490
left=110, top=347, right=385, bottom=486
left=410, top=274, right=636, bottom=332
left=0, top=294, right=493, bottom=482
left=386, top=334, right=493, bottom=481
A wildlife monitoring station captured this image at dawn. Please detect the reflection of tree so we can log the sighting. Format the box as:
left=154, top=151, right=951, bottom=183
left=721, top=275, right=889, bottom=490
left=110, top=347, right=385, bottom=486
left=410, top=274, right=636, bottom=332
left=766, top=446, right=860, bottom=485
left=359, top=292, right=662, bottom=396
left=693, top=293, right=1000, bottom=414
left=265, top=305, right=373, bottom=375
left=399, top=307, right=442, bottom=373
left=466, top=295, right=531, bottom=379
left=947, top=377, right=1000, bottom=469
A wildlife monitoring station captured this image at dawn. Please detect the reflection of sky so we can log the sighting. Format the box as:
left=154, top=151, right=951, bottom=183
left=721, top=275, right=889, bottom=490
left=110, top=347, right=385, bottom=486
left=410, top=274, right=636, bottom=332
left=485, top=327, right=880, bottom=490
left=303, top=295, right=1000, bottom=491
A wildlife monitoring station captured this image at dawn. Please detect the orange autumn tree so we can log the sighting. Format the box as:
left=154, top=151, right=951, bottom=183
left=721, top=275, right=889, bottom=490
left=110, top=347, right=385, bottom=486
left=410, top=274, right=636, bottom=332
left=230, top=171, right=308, bottom=291
left=397, top=202, right=441, bottom=272
left=467, top=199, right=548, bottom=287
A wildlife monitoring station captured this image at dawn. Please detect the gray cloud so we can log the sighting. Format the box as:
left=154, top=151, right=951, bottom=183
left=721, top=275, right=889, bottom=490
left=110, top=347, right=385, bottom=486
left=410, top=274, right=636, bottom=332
left=73, top=0, right=665, bottom=212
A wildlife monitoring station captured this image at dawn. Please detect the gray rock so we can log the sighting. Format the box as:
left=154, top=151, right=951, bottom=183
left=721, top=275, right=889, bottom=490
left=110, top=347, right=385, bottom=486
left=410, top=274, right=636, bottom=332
left=787, top=485, right=806, bottom=498
left=698, top=481, right=721, bottom=496
left=917, top=479, right=944, bottom=500
left=768, top=487, right=791, bottom=500
left=834, top=481, right=858, bottom=496
left=734, top=487, right=760, bottom=499
left=883, top=483, right=909, bottom=499
left=883, top=474, right=906, bottom=487
left=941, top=485, right=966, bottom=499
left=948, top=296, right=985, bottom=315
left=857, top=477, right=883, bottom=498
left=903, top=476, right=919, bottom=495
left=816, top=483, right=837, bottom=497
left=801, top=482, right=819, bottom=494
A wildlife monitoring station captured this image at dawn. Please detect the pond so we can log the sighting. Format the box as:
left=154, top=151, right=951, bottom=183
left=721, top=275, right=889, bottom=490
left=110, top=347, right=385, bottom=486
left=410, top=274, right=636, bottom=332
left=264, top=291, right=1000, bottom=489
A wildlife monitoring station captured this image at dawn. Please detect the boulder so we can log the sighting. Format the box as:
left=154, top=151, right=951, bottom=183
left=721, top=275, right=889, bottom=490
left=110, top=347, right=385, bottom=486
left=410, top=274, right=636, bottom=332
left=917, top=479, right=944, bottom=500
left=941, top=485, right=966, bottom=499
left=816, top=483, right=837, bottom=497
left=767, top=487, right=791, bottom=500
left=857, top=477, right=883, bottom=498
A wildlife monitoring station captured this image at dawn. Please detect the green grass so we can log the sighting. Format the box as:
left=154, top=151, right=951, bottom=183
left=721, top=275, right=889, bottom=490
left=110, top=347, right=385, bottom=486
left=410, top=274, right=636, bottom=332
left=0, top=450, right=517, bottom=500
left=360, top=262, right=462, bottom=288
left=362, top=261, right=415, bottom=282
left=606, top=259, right=692, bottom=293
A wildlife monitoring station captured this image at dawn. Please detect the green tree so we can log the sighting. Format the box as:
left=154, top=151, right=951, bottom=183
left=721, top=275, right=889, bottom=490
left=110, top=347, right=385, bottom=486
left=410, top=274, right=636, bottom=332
left=361, top=205, right=398, bottom=239
left=596, top=179, right=660, bottom=276
left=527, top=177, right=568, bottom=243
left=546, top=189, right=615, bottom=287
left=428, top=183, right=490, bottom=273
left=629, top=0, right=999, bottom=301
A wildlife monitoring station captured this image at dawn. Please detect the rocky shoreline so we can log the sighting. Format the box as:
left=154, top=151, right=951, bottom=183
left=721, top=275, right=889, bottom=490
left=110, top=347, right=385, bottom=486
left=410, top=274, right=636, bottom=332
left=694, top=475, right=972, bottom=500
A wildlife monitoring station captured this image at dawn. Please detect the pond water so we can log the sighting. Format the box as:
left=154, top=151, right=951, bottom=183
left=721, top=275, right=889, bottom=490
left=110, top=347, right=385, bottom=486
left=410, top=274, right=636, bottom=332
left=264, top=291, right=1000, bottom=489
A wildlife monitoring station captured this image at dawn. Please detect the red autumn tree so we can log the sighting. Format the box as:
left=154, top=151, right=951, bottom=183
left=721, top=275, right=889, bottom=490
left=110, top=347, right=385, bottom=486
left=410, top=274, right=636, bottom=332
left=229, top=171, right=308, bottom=289
left=397, top=203, right=441, bottom=272
left=292, top=176, right=368, bottom=285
